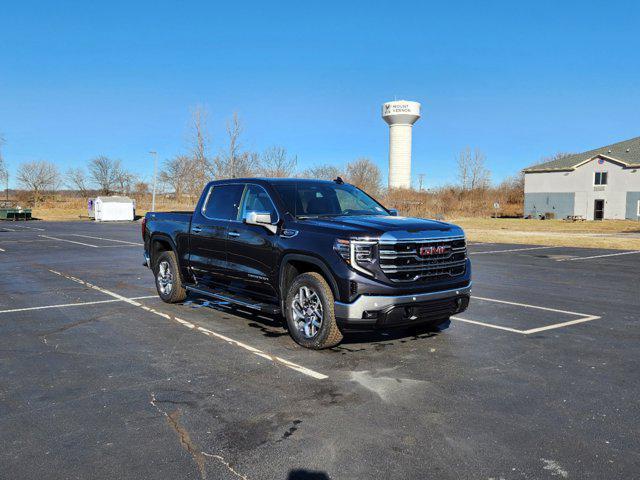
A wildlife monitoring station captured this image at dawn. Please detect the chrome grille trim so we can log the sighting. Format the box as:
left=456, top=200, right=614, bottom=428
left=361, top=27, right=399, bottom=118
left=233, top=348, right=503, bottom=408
left=378, top=236, right=467, bottom=282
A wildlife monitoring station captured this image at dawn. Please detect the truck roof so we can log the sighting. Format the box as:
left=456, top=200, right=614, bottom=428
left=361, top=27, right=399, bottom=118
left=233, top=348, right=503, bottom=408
left=212, top=177, right=338, bottom=185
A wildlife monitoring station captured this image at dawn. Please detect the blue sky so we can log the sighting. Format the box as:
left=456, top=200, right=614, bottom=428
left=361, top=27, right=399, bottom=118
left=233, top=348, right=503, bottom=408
left=1, top=0, right=639, bottom=188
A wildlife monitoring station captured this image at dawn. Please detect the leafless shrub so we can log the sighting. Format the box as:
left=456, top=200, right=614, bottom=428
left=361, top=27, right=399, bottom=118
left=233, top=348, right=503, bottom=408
left=16, top=160, right=61, bottom=206
left=259, top=146, right=297, bottom=177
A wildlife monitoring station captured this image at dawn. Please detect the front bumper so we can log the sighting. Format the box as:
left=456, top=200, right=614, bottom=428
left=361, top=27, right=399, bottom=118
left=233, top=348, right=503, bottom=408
left=334, top=283, right=471, bottom=329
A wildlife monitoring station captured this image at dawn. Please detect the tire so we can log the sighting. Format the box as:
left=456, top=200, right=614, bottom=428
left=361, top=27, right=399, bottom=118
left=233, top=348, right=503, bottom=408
left=284, top=272, right=343, bottom=349
left=153, top=250, right=187, bottom=303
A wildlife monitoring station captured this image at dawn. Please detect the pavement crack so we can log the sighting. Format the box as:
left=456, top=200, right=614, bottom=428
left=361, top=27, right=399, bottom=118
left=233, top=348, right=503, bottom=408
left=150, top=393, right=207, bottom=479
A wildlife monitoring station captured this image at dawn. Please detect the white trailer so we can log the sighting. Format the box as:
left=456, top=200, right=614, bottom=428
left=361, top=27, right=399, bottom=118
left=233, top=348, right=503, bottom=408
left=91, top=196, right=135, bottom=222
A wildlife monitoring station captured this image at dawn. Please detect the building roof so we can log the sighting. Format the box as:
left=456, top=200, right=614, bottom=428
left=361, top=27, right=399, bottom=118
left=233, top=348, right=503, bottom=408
left=524, top=136, right=640, bottom=173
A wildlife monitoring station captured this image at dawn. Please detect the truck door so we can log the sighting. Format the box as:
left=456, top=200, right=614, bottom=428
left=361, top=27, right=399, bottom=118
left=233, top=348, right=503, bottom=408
left=189, top=184, right=244, bottom=287
left=226, top=184, right=280, bottom=300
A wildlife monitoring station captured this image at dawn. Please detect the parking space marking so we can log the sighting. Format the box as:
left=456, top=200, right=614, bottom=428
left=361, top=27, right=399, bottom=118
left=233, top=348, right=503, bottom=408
left=521, top=315, right=601, bottom=334
left=450, top=316, right=524, bottom=333
left=556, top=250, right=640, bottom=262
left=69, top=234, right=143, bottom=246
left=451, top=295, right=601, bottom=335
left=0, top=247, right=5, bottom=252
left=0, top=296, right=157, bottom=315
left=2, top=224, right=46, bottom=231
left=48, top=269, right=328, bottom=380
left=469, top=246, right=556, bottom=255
left=39, top=235, right=100, bottom=247
left=471, top=295, right=594, bottom=317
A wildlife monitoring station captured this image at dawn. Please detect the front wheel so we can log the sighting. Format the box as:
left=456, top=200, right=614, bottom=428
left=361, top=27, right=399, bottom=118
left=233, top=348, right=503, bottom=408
left=153, top=251, right=187, bottom=303
left=284, top=272, right=343, bottom=349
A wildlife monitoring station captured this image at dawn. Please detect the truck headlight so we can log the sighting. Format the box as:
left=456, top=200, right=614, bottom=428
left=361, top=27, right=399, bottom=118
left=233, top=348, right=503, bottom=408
left=334, top=239, right=377, bottom=276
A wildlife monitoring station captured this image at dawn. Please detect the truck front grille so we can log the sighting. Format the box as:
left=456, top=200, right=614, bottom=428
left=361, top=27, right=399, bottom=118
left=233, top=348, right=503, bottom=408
left=378, top=236, right=467, bottom=282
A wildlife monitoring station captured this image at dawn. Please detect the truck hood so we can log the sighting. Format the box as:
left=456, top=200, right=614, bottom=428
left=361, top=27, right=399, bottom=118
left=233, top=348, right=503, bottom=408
left=298, top=215, right=465, bottom=240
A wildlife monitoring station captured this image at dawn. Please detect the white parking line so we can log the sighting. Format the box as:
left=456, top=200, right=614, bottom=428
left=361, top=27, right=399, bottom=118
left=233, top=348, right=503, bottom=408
left=450, top=316, right=524, bottom=334
left=0, top=296, right=157, bottom=315
left=48, top=269, right=328, bottom=380
left=556, top=250, right=640, bottom=262
left=3, top=224, right=45, bottom=231
left=69, top=234, right=143, bottom=246
left=0, top=247, right=5, bottom=252
left=39, top=235, right=100, bottom=247
left=451, top=295, right=601, bottom=335
left=469, top=246, right=556, bottom=255
left=471, top=295, right=594, bottom=317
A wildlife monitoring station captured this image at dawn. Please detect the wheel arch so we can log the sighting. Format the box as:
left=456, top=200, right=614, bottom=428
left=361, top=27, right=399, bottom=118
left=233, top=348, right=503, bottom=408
left=149, top=233, right=178, bottom=267
left=278, top=253, right=340, bottom=312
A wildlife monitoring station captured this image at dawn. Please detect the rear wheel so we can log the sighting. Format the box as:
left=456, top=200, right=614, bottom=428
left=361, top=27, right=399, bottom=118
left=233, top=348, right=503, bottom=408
left=285, top=272, right=343, bottom=349
left=154, top=251, right=187, bottom=303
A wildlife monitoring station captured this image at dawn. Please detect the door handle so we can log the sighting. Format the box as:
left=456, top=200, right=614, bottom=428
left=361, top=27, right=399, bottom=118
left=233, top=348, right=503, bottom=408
left=228, top=231, right=240, bottom=238
left=192, top=225, right=202, bottom=233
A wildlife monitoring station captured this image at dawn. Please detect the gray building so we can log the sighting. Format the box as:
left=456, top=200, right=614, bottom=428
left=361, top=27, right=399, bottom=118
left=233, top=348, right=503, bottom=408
left=523, top=137, right=640, bottom=220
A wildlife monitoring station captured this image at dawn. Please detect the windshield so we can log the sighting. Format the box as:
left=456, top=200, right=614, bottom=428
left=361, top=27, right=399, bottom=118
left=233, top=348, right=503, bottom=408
left=273, top=182, right=389, bottom=218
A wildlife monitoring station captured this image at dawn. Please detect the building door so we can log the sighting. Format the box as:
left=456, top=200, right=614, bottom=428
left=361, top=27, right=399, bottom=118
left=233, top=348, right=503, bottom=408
left=594, top=199, right=604, bottom=220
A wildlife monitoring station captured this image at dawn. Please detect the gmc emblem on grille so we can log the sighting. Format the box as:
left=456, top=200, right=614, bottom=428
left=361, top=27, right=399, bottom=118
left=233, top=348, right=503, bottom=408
left=419, top=245, right=448, bottom=256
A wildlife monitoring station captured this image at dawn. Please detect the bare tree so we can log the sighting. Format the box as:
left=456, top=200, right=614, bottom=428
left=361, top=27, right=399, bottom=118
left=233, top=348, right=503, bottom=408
left=301, top=164, right=342, bottom=180
left=66, top=167, right=90, bottom=196
left=89, top=156, right=120, bottom=195
left=0, top=135, right=8, bottom=202
left=214, top=112, right=255, bottom=178
left=185, top=105, right=213, bottom=196
left=16, top=160, right=60, bottom=206
left=470, top=149, right=491, bottom=190
left=160, top=155, right=192, bottom=200
left=457, top=147, right=491, bottom=190
left=540, top=152, right=575, bottom=164
left=417, top=173, right=426, bottom=191
left=114, top=167, right=136, bottom=195
left=346, top=158, right=382, bottom=196
left=259, top=146, right=297, bottom=177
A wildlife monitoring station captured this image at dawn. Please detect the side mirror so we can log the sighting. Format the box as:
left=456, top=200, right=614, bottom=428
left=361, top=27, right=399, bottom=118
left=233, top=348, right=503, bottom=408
left=244, top=211, right=277, bottom=233
left=388, top=208, right=398, bottom=216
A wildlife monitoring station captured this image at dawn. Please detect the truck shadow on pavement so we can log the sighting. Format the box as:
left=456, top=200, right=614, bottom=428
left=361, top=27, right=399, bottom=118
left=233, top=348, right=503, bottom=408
left=183, top=295, right=447, bottom=351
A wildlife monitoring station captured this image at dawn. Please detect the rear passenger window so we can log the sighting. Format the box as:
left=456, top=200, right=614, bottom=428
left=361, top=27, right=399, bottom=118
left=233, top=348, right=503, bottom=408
left=202, top=185, right=244, bottom=220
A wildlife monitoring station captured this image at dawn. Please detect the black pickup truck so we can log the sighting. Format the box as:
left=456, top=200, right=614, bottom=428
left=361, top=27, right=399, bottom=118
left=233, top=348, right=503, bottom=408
left=142, top=178, right=471, bottom=349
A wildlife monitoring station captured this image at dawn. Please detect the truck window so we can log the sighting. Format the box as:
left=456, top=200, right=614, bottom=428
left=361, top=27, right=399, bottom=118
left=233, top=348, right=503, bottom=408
left=240, top=185, right=277, bottom=220
left=202, top=184, right=244, bottom=220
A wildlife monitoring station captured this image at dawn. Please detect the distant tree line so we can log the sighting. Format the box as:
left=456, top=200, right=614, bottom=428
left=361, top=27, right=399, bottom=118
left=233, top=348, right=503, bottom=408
left=2, top=107, right=550, bottom=217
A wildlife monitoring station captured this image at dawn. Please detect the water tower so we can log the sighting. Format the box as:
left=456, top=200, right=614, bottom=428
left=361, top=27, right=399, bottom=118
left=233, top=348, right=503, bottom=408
left=382, top=100, right=421, bottom=189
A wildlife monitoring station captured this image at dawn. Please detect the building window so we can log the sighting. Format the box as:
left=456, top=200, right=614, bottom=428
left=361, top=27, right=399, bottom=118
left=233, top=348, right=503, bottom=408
left=594, top=171, right=608, bottom=185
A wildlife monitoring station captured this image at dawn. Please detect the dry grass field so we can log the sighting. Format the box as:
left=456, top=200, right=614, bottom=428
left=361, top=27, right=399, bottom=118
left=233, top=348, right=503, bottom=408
left=453, top=217, right=640, bottom=250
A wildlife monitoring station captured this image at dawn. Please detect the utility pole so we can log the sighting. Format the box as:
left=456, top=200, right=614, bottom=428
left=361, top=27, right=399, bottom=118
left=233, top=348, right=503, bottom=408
left=418, top=173, right=425, bottom=191
left=149, top=151, right=158, bottom=211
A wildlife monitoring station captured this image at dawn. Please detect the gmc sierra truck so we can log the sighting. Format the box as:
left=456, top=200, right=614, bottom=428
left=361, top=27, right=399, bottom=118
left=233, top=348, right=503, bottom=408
left=142, top=178, right=471, bottom=349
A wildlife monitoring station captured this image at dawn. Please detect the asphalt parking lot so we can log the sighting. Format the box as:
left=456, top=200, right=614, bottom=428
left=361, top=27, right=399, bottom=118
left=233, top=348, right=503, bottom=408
left=1, top=221, right=639, bottom=479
